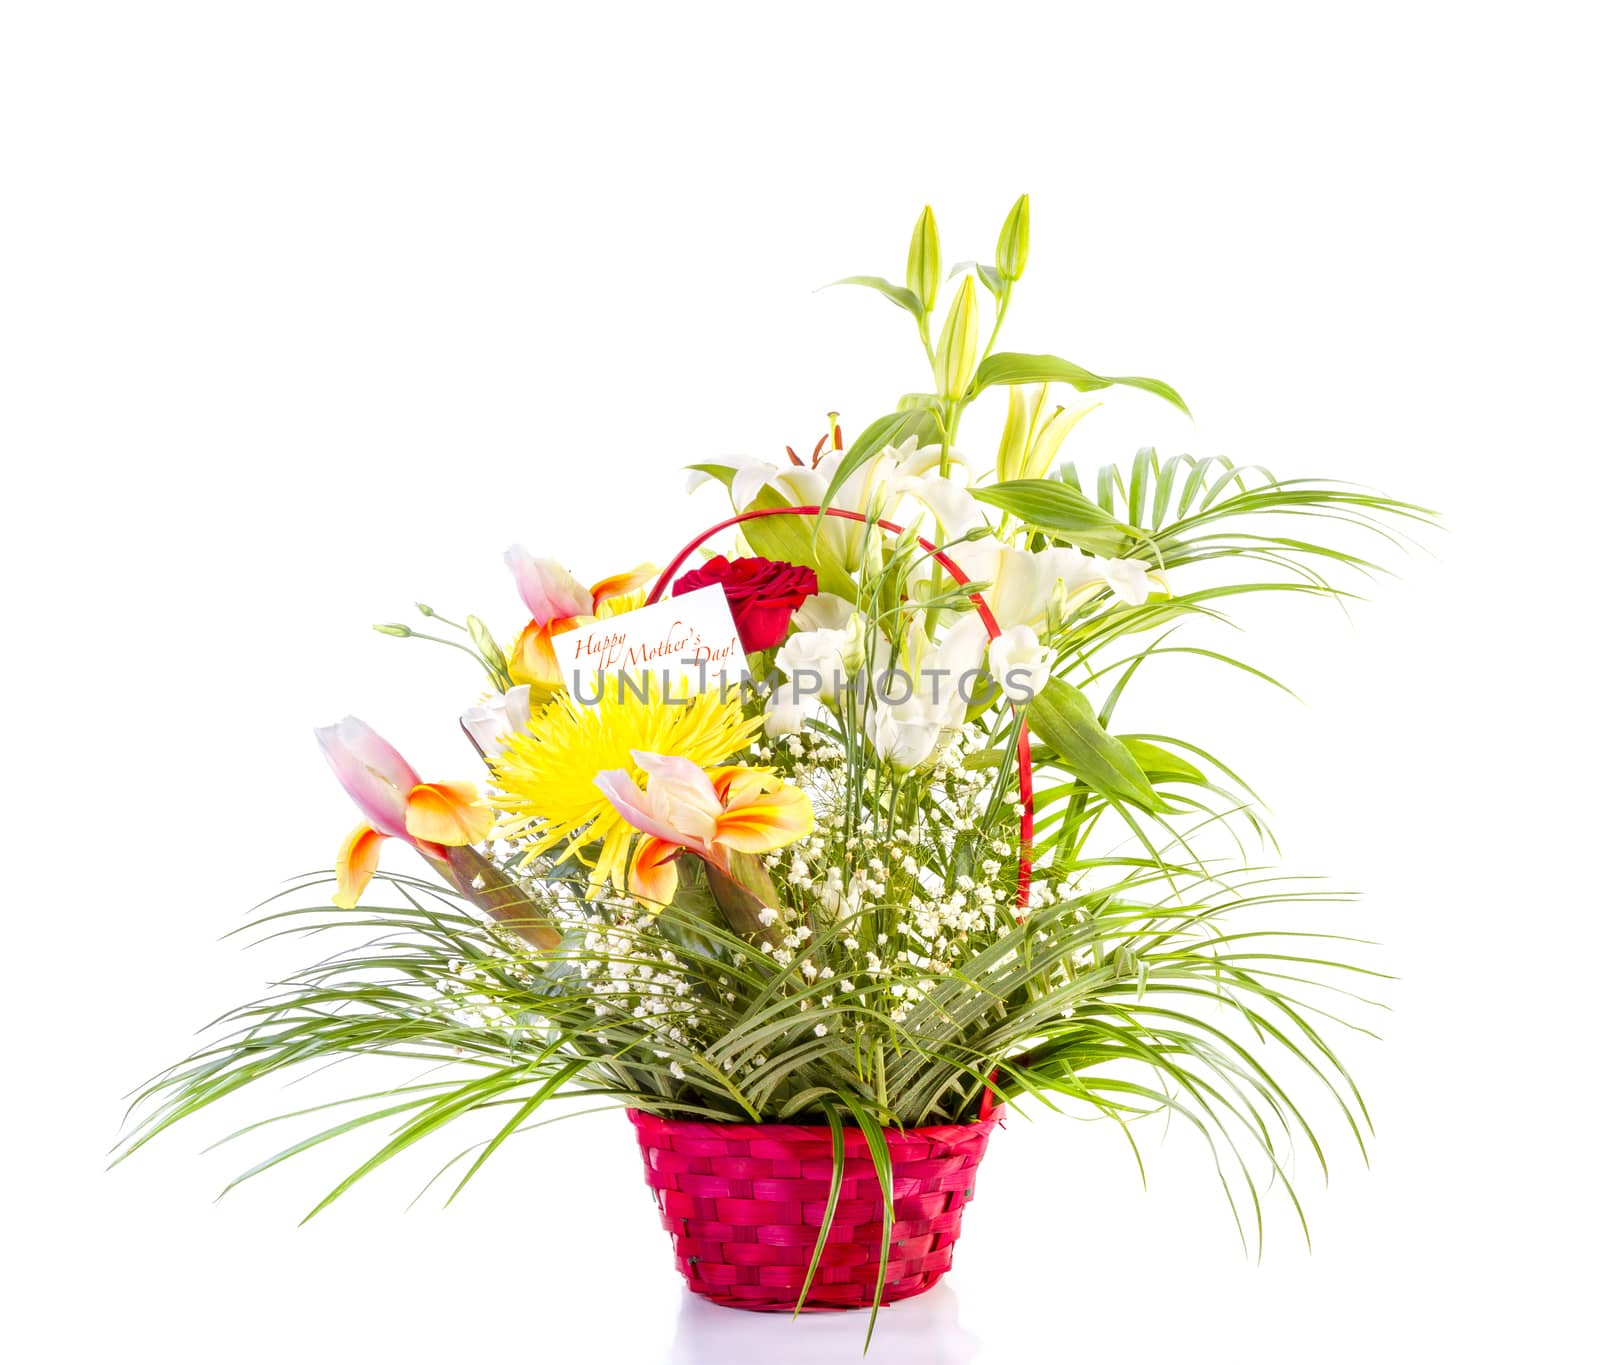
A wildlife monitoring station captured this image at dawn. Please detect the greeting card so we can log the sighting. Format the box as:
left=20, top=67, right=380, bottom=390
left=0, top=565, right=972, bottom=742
left=551, top=583, right=749, bottom=696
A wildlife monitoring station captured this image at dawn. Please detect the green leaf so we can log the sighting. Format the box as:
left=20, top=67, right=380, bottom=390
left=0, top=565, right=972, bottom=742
left=826, top=275, right=924, bottom=320
left=836, top=1091, right=896, bottom=1348
left=445, top=1058, right=586, bottom=1205
left=971, top=479, right=1138, bottom=557
left=794, top=1103, right=847, bottom=1314
left=685, top=462, right=735, bottom=490
left=1120, top=736, right=1205, bottom=785
left=817, top=406, right=943, bottom=515
left=741, top=487, right=857, bottom=598
left=968, top=352, right=1191, bottom=418
left=1028, top=678, right=1162, bottom=810
left=945, top=258, right=1005, bottom=299
left=706, top=853, right=783, bottom=943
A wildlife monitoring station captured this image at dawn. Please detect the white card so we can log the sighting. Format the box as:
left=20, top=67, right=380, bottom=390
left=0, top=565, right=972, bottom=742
left=551, top=584, right=750, bottom=699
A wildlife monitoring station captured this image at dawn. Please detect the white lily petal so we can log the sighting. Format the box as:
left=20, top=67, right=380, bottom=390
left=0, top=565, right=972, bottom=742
left=731, top=461, right=784, bottom=510
left=895, top=471, right=986, bottom=538
left=1098, top=556, right=1163, bottom=606
left=792, top=591, right=858, bottom=633
left=989, top=625, right=1055, bottom=705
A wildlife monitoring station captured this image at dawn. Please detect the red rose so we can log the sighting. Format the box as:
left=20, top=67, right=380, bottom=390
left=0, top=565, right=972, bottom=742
left=673, top=555, right=819, bottom=652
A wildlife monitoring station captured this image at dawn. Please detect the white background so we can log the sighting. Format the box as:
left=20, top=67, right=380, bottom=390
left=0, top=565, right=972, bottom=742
left=3, top=3, right=1596, bottom=1362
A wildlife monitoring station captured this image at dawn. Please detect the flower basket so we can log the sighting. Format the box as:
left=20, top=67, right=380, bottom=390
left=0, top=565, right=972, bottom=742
left=119, top=196, right=1423, bottom=1352
left=629, top=1103, right=1003, bottom=1311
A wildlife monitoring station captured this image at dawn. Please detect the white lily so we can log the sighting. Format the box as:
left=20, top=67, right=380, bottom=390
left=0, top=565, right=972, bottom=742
left=865, top=612, right=991, bottom=770
left=995, top=386, right=1100, bottom=484
left=947, top=539, right=1168, bottom=628
left=988, top=625, right=1055, bottom=705
left=885, top=440, right=987, bottom=540
left=1098, top=555, right=1168, bottom=606
left=690, top=437, right=985, bottom=571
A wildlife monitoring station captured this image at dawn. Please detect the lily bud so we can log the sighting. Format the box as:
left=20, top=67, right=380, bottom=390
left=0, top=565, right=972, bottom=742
left=934, top=275, right=980, bottom=400
left=467, top=614, right=511, bottom=680
left=997, top=193, right=1030, bottom=282
left=996, top=384, right=1042, bottom=484
left=838, top=613, right=868, bottom=678
left=996, top=388, right=1098, bottom=484
left=906, top=205, right=941, bottom=315
left=374, top=623, right=412, bottom=637
left=1021, top=399, right=1098, bottom=482
left=1046, top=579, right=1070, bottom=634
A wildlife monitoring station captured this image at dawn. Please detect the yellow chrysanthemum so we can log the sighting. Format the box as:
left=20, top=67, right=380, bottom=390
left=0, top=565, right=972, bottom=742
left=595, top=587, right=650, bottom=618
left=490, top=674, right=760, bottom=894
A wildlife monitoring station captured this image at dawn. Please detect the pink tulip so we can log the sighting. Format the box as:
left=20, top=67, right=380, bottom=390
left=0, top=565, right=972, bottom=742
left=594, top=751, right=814, bottom=904
left=505, top=546, right=594, bottom=625
left=314, top=716, right=493, bottom=908
left=314, top=716, right=421, bottom=840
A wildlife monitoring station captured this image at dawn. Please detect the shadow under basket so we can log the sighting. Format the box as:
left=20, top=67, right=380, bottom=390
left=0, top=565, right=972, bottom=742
left=627, top=1107, right=1003, bottom=1312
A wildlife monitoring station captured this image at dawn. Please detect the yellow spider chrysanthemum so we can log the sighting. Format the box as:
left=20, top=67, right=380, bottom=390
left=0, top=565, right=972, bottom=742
left=491, top=674, right=761, bottom=894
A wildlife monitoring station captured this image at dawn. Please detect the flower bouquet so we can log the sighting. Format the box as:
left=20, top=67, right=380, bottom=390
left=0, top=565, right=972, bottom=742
left=121, top=197, right=1429, bottom=1340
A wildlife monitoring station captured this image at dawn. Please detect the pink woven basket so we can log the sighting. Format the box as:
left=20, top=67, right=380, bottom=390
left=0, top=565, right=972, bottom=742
left=628, top=1104, right=1003, bottom=1311
left=629, top=503, right=1030, bottom=1312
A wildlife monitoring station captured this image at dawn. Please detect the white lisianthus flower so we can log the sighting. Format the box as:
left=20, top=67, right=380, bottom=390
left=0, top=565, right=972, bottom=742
left=865, top=704, right=943, bottom=771
left=460, top=684, right=533, bottom=757
left=988, top=625, right=1055, bottom=704
left=773, top=615, right=867, bottom=703
left=763, top=680, right=807, bottom=736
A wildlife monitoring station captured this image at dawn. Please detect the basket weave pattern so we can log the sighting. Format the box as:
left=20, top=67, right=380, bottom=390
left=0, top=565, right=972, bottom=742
left=628, top=1109, right=1002, bottom=1311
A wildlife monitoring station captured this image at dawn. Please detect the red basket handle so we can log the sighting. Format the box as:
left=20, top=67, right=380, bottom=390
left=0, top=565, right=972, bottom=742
left=645, top=504, right=1034, bottom=913
left=978, top=1072, right=1004, bottom=1123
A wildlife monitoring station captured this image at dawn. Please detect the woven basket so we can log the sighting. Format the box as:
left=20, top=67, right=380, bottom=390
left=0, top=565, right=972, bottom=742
left=628, top=1105, right=1003, bottom=1311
